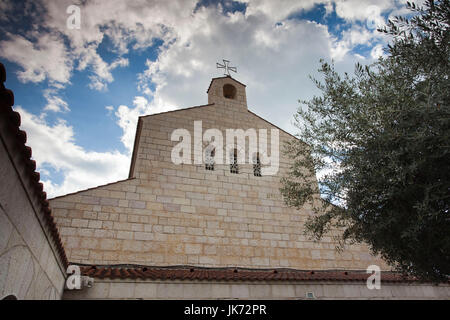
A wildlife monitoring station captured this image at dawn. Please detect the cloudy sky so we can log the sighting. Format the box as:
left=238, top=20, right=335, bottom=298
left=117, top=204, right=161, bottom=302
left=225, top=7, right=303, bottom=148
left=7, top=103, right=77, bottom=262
left=0, top=0, right=413, bottom=197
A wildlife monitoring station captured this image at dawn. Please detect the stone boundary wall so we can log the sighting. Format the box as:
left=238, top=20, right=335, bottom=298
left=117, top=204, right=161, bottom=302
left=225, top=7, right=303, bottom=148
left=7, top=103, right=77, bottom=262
left=0, top=62, right=66, bottom=300
left=0, top=131, right=65, bottom=299
left=63, top=279, right=450, bottom=300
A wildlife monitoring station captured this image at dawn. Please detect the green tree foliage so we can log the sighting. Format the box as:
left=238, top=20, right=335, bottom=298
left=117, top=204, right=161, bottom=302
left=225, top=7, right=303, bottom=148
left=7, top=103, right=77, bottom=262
left=281, top=0, right=449, bottom=281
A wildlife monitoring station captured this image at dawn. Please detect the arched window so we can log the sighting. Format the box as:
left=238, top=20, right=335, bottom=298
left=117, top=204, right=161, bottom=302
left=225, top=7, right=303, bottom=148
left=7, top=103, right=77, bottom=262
left=230, top=148, right=239, bottom=174
left=205, top=147, right=215, bottom=171
left=223, top=84, right=236, bottom=99
left=253, top=153, right=261, bottom=177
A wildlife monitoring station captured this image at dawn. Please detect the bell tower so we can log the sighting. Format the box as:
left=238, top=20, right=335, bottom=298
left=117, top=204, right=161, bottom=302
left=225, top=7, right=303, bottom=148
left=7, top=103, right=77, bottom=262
left=207, top=76, right=247, bottom=110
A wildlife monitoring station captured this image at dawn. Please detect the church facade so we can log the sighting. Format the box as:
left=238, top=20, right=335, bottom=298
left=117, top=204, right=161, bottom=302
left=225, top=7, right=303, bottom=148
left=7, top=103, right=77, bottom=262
left=51, top=76, right=385, bottom=271
left=1, top=62, right=449, bottom=299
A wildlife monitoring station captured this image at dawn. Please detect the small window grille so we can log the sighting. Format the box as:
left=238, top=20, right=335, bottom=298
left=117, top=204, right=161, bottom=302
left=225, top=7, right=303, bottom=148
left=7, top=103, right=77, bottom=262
left=253, top=153, right=261, bottom=177
left=230, top=148, right=239, bottom=174
left=205, top=148, right=215, bottom=171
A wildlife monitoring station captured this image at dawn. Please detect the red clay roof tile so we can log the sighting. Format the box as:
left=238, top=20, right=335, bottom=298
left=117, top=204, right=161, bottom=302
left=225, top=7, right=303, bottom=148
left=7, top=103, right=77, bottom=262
left=0, top=62, right=68, bottom=268
left=78, top=265, right=426, bottom=283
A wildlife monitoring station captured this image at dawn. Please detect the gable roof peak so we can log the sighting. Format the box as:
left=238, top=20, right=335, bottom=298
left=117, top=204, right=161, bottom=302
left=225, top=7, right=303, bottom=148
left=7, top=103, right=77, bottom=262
left=207, top=76, right=246, bottom=93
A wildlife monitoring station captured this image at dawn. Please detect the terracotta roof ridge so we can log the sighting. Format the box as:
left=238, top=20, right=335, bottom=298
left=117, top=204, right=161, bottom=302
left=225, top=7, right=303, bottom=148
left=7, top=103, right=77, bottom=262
left=75, top=264, right=434, bottom=283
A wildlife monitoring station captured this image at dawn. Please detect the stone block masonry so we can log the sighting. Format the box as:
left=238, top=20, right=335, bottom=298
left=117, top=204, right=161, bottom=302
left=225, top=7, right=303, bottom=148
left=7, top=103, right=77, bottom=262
left=50, top=76, right=388, bottom=271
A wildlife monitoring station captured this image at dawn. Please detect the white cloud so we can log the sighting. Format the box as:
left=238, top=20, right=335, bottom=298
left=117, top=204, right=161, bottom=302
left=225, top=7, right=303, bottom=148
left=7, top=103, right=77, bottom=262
left=105, top=105, right=114, bottom=116
left=331, top=24, right=385, bottom=61
left=331, top=41, right=351, bottom=61
left=134, top=6, right=352, bottom=135
left=86, top=56, right=130, bottom=91
left=2, top=0, right=406, bottom=197
left=370, top=43, right=385, bottom=59
left=242, top=0, right=321, bottom=22
left=16, top=107, right=130, bottom=198
left=0, top=33, right=73, bottom=85
left=334, top=0, right=394, bottom=22
left=43, top=89, right=70, bottom=113
left=0, top=0, right=402, bottom=90
left=114, top=96, right=164, bottom=153
left=42, top=0, right=198, bottom=90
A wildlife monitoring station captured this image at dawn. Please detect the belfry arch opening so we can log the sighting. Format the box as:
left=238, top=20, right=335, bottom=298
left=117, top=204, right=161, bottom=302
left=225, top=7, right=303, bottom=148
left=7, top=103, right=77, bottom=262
left=223, top=84, right=237, bottom=99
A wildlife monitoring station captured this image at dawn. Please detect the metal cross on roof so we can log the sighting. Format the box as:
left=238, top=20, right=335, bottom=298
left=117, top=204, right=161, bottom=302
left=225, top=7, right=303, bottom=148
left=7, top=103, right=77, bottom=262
left=216, top=59, right=237, bottom=77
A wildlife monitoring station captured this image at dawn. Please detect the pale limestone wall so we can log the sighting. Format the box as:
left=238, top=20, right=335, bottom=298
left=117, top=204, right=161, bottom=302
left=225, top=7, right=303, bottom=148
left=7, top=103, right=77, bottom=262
left=0, top=137, right=66, bottom=300
left=50, top=77, right=388, bottom=270
left=63, top=279, right=450, bottom=300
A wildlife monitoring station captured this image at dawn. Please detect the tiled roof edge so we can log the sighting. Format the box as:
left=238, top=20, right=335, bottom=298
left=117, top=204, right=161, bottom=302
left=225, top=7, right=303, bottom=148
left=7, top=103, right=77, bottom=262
left=76, top=264, right=439, bottom=283
left=0, top=62, right=69, bottom=269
